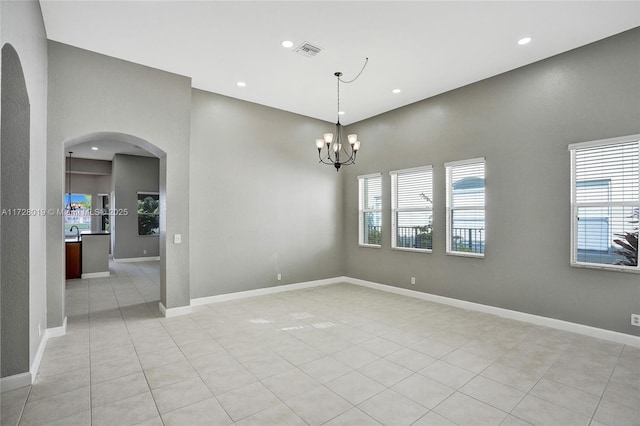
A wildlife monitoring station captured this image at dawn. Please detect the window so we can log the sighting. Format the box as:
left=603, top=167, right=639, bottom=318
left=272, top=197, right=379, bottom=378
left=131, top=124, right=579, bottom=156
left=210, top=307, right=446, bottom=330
left=390, top=166, right=433, bottom=251
left=569, top=135, right=639, bottom=271
left=64, top=193, right=92, bottom=237
left=445, top=158, right=485, bottom=257
left=99, top=194, right=110, bottom=232
left=358, top=173, right=382, bottom=246
left=138, top=192, right=160, bottom=236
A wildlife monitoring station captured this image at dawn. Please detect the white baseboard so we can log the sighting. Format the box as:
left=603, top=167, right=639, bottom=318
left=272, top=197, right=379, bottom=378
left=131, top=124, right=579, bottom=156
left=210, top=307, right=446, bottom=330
left=29, top=335, right=48, bottom=383
left=81, top=271, right=110, bottom=279
left=157, top=274, right=639, bottom=348
left=190, top=277, right=342, bottom=307
left=47, top=316, right=67, bottom=338
left=0, top=372, right=31, bottom=393
left=0, top=315, right=70, bottom=393
left=344, top=277, right=640, bottom=348
left=114, top=256, right=160, bottom=263
left=160, top=277, right=341, bottom=318
left=159, top=302, right=192, bottom=318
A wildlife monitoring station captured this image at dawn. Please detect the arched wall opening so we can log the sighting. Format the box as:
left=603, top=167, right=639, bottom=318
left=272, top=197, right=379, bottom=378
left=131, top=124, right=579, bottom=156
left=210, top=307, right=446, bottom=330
left=1, top=43, right=31, bottom=378
left=63, top=132, right=168, bottom=307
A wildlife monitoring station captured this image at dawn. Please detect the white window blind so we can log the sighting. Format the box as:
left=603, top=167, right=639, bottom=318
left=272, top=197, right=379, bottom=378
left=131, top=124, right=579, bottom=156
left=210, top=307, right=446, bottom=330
left=358, top=173, right=382, bottom=246
left=390, top=166, right=433, bottom=251
left=445, top=158, right=485, bottom=257
left=570, top=135, right=639, bottom=271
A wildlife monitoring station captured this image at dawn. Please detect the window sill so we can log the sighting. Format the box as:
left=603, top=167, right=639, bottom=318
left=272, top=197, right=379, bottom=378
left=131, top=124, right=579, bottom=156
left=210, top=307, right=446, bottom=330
left=359, top=244, right=381, bottom=249
left=570, top=262, right=640, bottom=274
left=392, top=247, right=432, bottom=254
left=446, top=251, right=484, bottom=259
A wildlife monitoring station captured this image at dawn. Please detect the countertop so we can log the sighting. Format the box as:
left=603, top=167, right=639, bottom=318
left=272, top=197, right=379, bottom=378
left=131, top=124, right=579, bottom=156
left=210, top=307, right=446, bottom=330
left=65, top=231, right=110, bottom=242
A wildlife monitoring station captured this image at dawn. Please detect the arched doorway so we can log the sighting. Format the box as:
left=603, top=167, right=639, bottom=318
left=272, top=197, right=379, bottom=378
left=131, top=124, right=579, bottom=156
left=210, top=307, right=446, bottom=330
left=63, top=132, right=168, bottom=308
left=1, top=44, right=31, bottom=378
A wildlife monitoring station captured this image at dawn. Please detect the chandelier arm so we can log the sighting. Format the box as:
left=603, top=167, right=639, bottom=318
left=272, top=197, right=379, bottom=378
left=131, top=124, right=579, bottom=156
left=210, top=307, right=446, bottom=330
left=341, top=152, right=355, bottom=165
left=325, top=148, right=335, bottom=164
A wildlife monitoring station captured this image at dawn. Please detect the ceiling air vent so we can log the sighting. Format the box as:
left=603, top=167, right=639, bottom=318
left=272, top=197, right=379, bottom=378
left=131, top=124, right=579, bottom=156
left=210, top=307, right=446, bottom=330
left=295, top=42, right=322, bottom=58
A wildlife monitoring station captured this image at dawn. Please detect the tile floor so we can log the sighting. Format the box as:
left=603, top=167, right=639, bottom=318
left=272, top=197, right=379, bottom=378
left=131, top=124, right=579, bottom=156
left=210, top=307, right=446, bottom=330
left=1, top=260, right=639, bottom=426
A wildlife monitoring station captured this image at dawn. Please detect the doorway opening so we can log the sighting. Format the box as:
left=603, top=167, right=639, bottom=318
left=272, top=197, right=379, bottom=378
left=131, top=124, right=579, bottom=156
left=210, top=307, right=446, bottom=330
left=63, top=132, right=167, bottom=306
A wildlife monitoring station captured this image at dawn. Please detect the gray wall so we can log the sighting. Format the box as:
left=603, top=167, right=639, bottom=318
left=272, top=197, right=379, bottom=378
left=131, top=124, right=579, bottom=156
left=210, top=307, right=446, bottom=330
left=48, top=41, right=192, bottom=311
left=112, top=154, right=159, bottom=259
left=189, top=90, right=344, bottom=298
left=66, top=157, right=112, bottom=176
left=1, top=0, right=48, bottom=376
left=81, top=234, right=109, bottom=274
left=1, top=44, right=30, bottom=377
left=343, top=28, right=640, bottom=336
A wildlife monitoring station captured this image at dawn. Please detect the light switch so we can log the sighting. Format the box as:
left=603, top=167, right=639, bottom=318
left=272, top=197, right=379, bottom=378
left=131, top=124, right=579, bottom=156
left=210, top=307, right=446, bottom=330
left=174, top=234, right=182, bottom=244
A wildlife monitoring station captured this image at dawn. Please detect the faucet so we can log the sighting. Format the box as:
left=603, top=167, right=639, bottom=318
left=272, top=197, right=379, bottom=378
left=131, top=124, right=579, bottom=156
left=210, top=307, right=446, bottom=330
left=70, top=225, right=80, bottom=241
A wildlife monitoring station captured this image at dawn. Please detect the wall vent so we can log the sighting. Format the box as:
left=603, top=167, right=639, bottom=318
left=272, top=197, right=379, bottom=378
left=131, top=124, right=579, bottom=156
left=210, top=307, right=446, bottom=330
left=295, top=42, right=322, bottom=58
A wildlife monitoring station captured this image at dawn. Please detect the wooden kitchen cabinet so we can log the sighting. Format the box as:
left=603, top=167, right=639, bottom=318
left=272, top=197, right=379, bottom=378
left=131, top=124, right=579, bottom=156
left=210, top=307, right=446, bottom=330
left=65, top=241, right=82, bottom=279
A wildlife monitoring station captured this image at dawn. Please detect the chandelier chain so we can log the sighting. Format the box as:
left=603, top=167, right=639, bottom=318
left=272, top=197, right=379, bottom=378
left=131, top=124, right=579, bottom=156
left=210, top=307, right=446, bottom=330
left=337, top=76, right=340, bottom=122
left=338, top=57, right=369, bottom=84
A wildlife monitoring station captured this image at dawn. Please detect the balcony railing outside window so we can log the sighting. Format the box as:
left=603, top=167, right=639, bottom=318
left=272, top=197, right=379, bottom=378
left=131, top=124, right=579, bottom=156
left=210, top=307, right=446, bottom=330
left=396, top=226, right=432, bottom=250
left=451, top=227, right=484, bottom=254
left=367, top=225, right=485, bottom=253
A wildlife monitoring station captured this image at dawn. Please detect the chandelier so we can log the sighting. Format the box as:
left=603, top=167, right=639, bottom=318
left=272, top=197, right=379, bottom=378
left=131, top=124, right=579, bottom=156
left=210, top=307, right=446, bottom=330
left=315, top=59, right=368, bottom=171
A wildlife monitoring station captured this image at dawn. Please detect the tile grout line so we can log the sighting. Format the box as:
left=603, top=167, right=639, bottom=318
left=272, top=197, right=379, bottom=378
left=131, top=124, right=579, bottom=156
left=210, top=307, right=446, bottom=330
left=116, top=264, right=166, bottom=425
left=159, top=302, right=237, bottom=425
left=587, top=343, right=625, bottom=426
left=88, top=276, right=94, bottom=426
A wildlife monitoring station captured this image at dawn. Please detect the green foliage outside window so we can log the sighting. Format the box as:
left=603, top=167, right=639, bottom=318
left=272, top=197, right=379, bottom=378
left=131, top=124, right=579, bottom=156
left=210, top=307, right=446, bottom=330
left=614, top=208, right=638, bottom=267
left=367, top=228, right=382, bottom=245
left=414, top=225, right=432, bottom=250
left=138, top=193, right=159, bottom=236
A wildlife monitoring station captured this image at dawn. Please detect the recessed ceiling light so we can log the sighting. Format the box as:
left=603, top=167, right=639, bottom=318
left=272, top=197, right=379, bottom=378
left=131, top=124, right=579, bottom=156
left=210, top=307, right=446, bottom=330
left=392, top=89, right=401, bottom=94
left=281, top=40, right=294, bottom=48
left=518, top=36, right=532, bottom=45
left=91, top=147, right=98, bottom=151
left=338, top=111, right=345, bottom=115
left=237, top=81, right=246, bottom=87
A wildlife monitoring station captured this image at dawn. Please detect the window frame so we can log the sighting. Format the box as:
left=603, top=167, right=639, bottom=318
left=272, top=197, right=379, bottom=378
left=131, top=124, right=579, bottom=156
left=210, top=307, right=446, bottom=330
left=390, top=165, right=433, bottom=253
left=445, top=157, right=486, bottom=258
left=569, top=134, right=640, bottom=273
left=358, top=173, right=382, bottom=248
left=137, top=191, right=160, bottom=237
left=98, top=193, right=110, bottom=232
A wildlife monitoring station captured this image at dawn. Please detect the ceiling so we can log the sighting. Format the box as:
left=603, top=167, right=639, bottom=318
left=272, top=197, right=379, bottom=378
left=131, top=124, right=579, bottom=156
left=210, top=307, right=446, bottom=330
left=40, top=1, right=639, bottom=128
left=67, top=139, right=156, bottom=162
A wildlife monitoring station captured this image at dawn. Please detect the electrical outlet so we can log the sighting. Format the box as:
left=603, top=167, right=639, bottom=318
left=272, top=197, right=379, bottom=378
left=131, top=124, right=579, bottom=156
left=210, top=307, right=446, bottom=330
left=410, top=277, right=416, bottom=285
left=38, top=323, right=42, bottom=338
left=277, top=273, right=282, bottom=281
left=632, top=314, right=640, bottom=327
left=143, top=249, right=147, bottom=255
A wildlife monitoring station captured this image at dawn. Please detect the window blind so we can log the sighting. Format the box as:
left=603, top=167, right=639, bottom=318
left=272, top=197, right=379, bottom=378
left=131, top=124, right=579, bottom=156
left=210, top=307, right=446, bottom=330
left=390, top=166, right=433, bottom=251
left=570, top=137, right=639, bottom=269
left=358, top=174, right=382, bottom=246
left=445, top=158, right=485, bottom=256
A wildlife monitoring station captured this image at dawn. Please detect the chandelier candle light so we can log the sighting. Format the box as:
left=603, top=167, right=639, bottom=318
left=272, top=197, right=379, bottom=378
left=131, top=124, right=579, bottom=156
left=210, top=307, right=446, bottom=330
left=315, top=59, right=368, bottom=171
